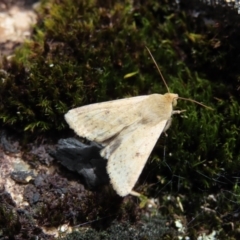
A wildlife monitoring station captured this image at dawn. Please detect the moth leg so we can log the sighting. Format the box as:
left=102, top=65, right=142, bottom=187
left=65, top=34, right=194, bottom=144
left=172, top=110, right=186, bottom=115
left=164, top=110, right=186, bottom=136
left=130, top=191, right=141, bottom=197
left=163, top=118, right=172, bottom=135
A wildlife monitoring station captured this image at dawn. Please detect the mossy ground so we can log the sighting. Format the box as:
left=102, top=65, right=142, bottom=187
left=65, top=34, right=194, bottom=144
left=1, top=0, right=240, bottom=239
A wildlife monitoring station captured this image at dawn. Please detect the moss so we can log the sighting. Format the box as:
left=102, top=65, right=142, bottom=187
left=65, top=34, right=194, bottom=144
left=0, top=0, right=215, bottom=133
left=0, top=203, right=21, bottom=237
left=60, top=215, right=172, bottom=240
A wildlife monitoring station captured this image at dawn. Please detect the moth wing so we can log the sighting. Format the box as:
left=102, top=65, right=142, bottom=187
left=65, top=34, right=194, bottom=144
left=64, top=96, right=149, bottom=145
left=103, top=119, right=168, bottom=196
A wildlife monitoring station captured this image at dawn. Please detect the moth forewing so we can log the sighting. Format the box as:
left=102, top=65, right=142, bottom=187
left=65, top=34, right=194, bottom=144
left=64, top=95, right=150, bottom=144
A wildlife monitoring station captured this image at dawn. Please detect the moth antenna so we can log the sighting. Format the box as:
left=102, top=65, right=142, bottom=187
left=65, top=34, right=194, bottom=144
left=145, top=47, right=212, bottom=110
left=145, top=46, right=170, bottom=93
left=178, top=97, right=213, bottom=110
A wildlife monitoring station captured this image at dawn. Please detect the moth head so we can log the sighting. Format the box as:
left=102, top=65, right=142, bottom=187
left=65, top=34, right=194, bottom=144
left=164, top=93, right=178, bottom=107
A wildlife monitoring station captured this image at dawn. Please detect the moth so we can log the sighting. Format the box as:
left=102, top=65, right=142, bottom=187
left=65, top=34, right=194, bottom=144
left=64, top=47, right=210, bottom=197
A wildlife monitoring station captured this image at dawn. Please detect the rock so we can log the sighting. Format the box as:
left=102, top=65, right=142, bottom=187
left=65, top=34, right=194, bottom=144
left=50, top=138, right=110, bottom=190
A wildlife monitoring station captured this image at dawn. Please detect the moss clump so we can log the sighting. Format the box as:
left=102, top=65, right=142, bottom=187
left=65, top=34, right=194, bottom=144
left=0, top=203, right=21, bottom=237
left=0, top=0, right=215, bottom=133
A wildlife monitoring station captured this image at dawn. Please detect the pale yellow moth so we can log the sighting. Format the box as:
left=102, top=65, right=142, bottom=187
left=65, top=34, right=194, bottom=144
left=64, top=47, right=210, bottom=197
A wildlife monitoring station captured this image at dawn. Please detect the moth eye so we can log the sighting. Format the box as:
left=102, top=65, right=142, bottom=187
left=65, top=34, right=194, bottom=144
left=173, top=99, right=178, bottom=107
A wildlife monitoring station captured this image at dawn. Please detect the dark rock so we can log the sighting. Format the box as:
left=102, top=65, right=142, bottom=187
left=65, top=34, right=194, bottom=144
left=10, top=170, right=35, bottom=184
left=0, top=131, right=19, bottom=153
left=50, top=138, right=109, bottom=190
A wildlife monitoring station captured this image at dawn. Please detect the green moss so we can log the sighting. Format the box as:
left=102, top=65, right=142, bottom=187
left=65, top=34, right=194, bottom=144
left=0, top=203, right=21, bottom=237
left=0, top=0, right=217, bottom=133
left=60, top=215, right=172, bottom=240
